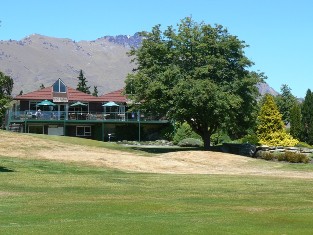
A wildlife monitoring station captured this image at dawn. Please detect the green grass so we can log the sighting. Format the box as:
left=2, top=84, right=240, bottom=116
left=1, top=156, right=313, bottom=234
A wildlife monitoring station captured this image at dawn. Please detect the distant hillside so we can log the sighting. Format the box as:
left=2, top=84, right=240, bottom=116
left=256, top=82, right=279, bottom=96
left=0, top=33, right=278, bottom=97
left=0, top=34, right=141, bottom=96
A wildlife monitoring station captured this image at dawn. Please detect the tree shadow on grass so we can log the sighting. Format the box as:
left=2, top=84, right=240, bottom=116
left=130, top=146, right=203, bottom=154
left=0, top=166, right=14, bottom=172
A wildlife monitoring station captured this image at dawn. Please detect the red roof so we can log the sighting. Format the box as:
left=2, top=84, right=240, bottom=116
left=99, top=89, right=127, bottom=103
left=15, top=86, right=127, bottom=103
left=15, top=87, right=54, bottom=100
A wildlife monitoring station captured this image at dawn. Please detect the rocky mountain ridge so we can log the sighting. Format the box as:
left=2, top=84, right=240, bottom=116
left=0, top=33, right=278, bottom=97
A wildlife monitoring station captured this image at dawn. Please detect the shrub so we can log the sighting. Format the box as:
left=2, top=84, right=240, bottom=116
left=257, top=150, right=310, bottom=163
left=159, top=124, right=175, bottom=141
left=239, top=133, right=260, bottom=145
left=296, top=142, right=313, bottom=148
left=173, top=122, right=201, bottom=144
left=210, top=131, right=231, bottom=145
left=284, top=151, right=310, bottom=163
left=258, top=131, right=299, bottom=147
left=255, top=151, right=275, bottom=161
left=177, top=138, right=203, bottom=147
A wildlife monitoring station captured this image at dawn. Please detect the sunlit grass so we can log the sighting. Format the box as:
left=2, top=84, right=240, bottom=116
left=1, top=156, right=313, bottom=234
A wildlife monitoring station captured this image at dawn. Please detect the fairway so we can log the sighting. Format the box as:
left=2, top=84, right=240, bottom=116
left=1, top=131, right=313, bottom=234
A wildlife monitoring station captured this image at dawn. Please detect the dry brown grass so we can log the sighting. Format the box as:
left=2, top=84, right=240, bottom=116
left=1, top=131, right=313, bottom=178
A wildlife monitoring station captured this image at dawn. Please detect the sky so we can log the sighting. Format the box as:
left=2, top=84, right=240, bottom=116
left=1, top=0, right=313, bottom=98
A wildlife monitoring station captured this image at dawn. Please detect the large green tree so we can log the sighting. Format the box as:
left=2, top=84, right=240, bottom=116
left=301, top=89, right=313, bottom=144
left=275, top=84, right=297, bottom=125
left=0, top=71, right=14, bottom=126
left=125, top=17, right=263, bottom=149
left=76, top=70, right=90, bottom=94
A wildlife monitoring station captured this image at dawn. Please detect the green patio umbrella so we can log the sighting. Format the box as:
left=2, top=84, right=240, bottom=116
left=70, top=101, right=87, bottom=107
left=102, top=101, right=119, bottom=107
left=36, top=100, right=56, bottom=106
left=102, top=101, right=119, bottom=114
left=70, top=101, right=87, bottom=112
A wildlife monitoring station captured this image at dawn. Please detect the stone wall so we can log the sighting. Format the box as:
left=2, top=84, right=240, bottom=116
left=221, top=143, right=313, bottom=157
left=256, top=146, right=313, bottom=156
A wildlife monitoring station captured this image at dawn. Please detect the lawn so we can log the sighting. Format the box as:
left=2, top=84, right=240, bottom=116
left=1, top=155, right=313, bottom=234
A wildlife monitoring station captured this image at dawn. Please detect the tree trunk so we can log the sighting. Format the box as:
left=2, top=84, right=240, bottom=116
left=202, top=131, right=211, bottom=150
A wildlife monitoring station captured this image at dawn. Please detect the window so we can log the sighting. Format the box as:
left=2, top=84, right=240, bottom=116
left=28, top=125, right=44, bottom=134
left=53, top=79, right=67, bottom=93
left=76, top=126, right=91, bottom=136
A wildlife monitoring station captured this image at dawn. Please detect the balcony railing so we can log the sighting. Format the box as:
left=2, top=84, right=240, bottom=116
left=9, top=111, right=166, bottom=122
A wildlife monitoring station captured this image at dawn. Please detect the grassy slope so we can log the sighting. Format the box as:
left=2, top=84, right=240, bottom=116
left=1, top=131, right=313, bottom=234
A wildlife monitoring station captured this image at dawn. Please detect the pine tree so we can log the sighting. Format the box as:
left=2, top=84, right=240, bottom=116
left=301, top=89, right=313, bottom=144
left=290, top=102, right=302, bottom=140
left=257, top=94, right=298, bottom=146
left=275, top=84, right=297, bottom=125
left=40, top=84, right=45, bottom=89
left=76, top=70, right=90, bottom=94
left=92, top=86, right=98, bottom=97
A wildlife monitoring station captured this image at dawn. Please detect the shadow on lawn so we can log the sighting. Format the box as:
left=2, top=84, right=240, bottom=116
left=130, top=146, right=204, bottom=154
left=0, top=166, right=14, bottom=172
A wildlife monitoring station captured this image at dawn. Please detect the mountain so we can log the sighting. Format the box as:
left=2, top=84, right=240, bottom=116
left=0, top=33, right=278, bottom=97
left=256, top=82, right=279, bottom=96
left=0, top=34, right=141, bottom=96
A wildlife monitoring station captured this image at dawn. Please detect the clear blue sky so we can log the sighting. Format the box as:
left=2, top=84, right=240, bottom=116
left=1, top=0, right=313, bottom=98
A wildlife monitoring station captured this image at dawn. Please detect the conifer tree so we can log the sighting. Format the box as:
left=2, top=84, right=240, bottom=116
left=76, top=70, right=90, bottom=94
left=290, top=102, right=302, bottom=140
left=301, top=89, right=313, bottom=144
left=275, top=84, right=297, bottom=125
left=92, top=86, right=98, bottom=97
left=257, top=94, right=298, bottom=146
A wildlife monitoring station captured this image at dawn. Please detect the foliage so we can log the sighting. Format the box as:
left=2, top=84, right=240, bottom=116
left=275, top=84, right=297, bottom=125
left=256, top=150, right=309, bottom=163
left=172, top=122, right=201, bottom=144
left=92, top=85, right=99, bottom=97
left=283, top=151, right=310, bottom=163
left=0, top=71, right=14, bottom=126
left=177, top=138, right=203, bottom=147
left=257, top=94, right=298, bottom=146
left=210, top=130, right=232, bottom=145
left=239, top=133, right=260, bottom=145
left=290, top=102, right=302, bottom=140
left=125, top=17, right=263, bottom=149
left=76, top=69, right=91, bottom=94
left=159, top=123, right=175, bottom=141
left=301, top=89, right=313, bottom=144
left=296, top=142, right=313, bottom=148
left=255, top=151, right=275, bottom=161
left=40, top=83, right=45, bottom=89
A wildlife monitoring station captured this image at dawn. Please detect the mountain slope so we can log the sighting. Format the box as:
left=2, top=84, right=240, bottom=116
left=0, top=34, right=137, bottom=96
left=0, top=33, right=278, bottom=97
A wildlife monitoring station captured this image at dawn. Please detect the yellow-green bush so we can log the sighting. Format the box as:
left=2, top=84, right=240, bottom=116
left=258, top=131, right=299, bottom=147
left=257, top=94, right=299, bottom=147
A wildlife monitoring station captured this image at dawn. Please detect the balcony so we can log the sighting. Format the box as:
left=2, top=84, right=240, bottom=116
left=8, top=110, right=167, bottom=123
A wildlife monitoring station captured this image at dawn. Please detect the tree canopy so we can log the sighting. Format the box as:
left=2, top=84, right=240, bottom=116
left=125, top=17, right=263, bottom=149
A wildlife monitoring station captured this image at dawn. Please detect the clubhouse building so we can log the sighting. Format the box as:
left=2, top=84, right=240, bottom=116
left=5, top=79, right=168, bottom=141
